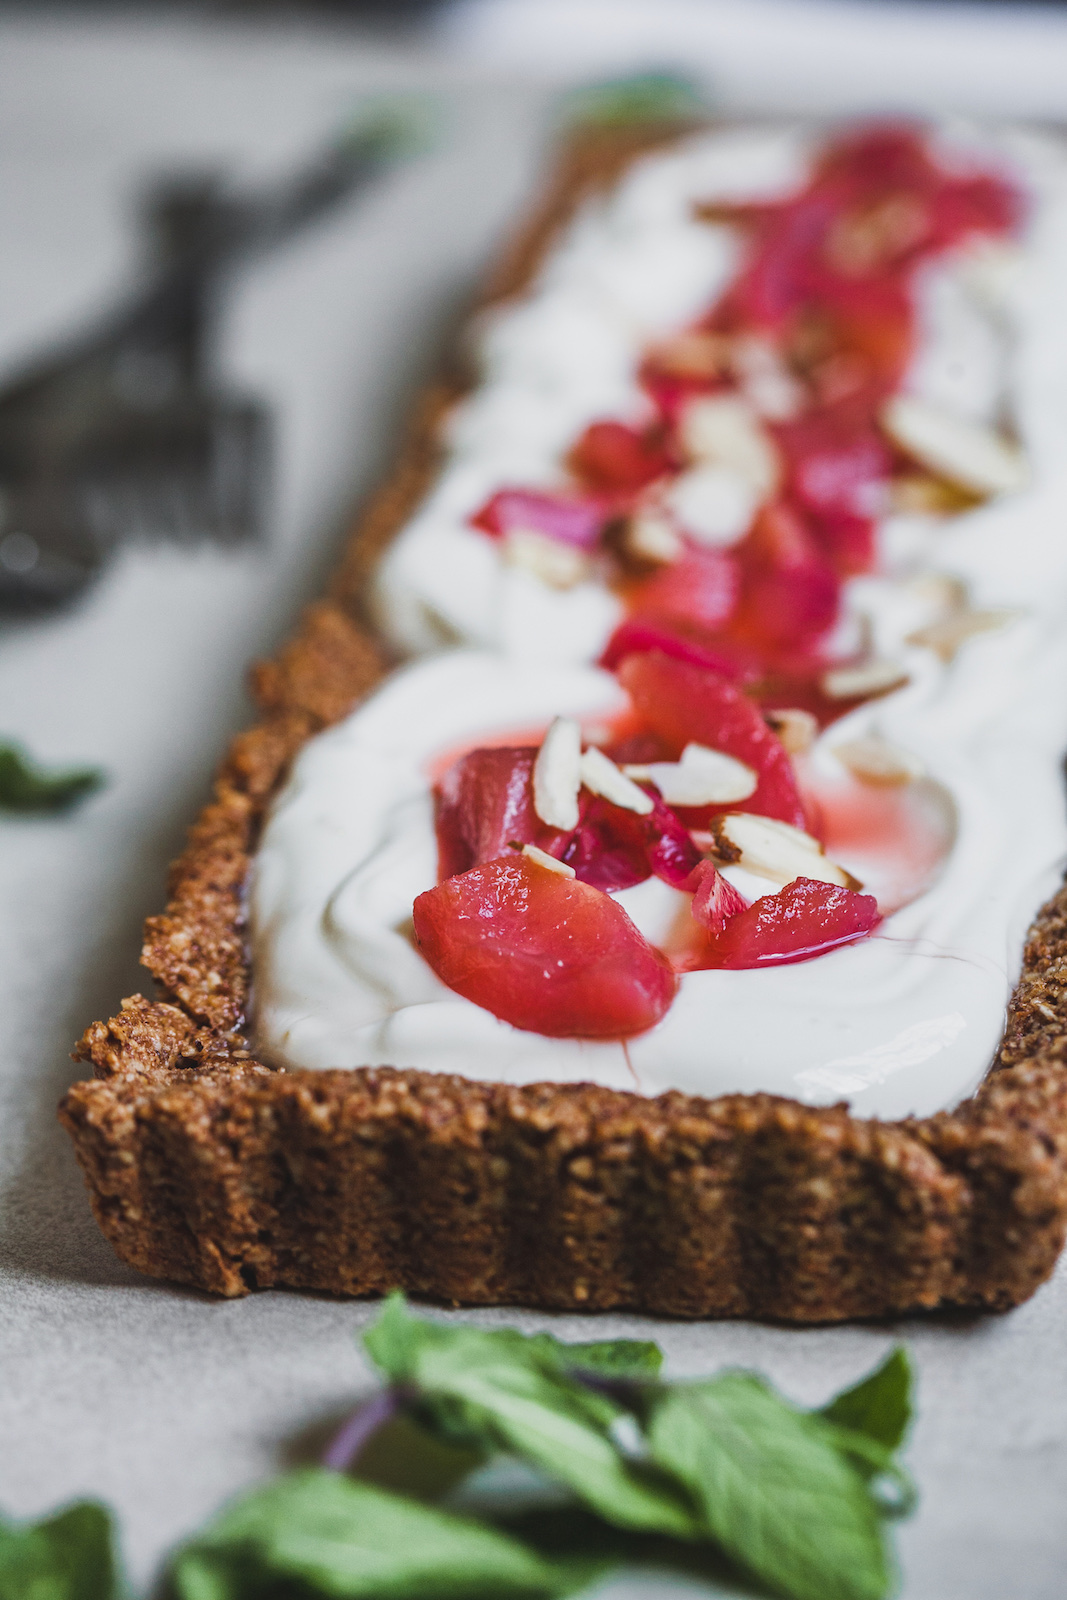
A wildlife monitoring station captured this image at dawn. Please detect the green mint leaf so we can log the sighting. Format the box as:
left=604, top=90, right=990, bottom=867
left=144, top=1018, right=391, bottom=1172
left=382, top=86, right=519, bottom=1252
left=365, top=1296, right=661, bottom=1386
left=0, top=1501, right=122, bottom=1600
left=811, top=1422, right=917, bottom=1522
left=646, top=1375, right=893, bottom=1600
left=0, top=745, right=103, bottom=814
left=171, top=1467, right=594, bottom=1599
left=363, top=1297, right=696, bottom=1540
left=545, top=1337, right=663, bottom=1381
left=820, top=1348, right=914, bottom=1453
left=351, top=1412, right=486, bottom=1502
left=561, top=73, right=706, bottom=128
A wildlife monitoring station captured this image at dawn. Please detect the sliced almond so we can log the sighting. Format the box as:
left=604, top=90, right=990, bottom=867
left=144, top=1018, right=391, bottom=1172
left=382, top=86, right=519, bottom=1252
left=677, top=393, right=780, bottom=496
left=503, top=529, right=590, bottom=590
left=712, top=813, right=857, bottom=889
left=532, top=716, right=582, bottom=830
left=821, top=660, right=909, bottom=701
left=906, top=607, right=1019, bottom=663
left=832, top=735, right=924, bottom=787
left=579, top=747, right=654, bottom=815
left=882, top=394, right=1027, bottom=498
left=522, top=843, right=575, bottom=878
left=906, top=572, right=969, bottom=615
left=647, top=329, right=730, bottom=381
left=763, top=707, right=818, bottom=755
left=890, top=472, right=979, bottom=516
left=624, top=742, right=757, bottom=806
left=666, top=464, right=759, bottom=546
left=624, top=510, right=683, bottom=566
left=732, top=335, right=804, bottom=421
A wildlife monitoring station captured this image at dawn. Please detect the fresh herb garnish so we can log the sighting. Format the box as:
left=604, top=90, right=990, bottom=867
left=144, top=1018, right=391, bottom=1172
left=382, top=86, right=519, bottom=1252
left=6, top=1300, right=917, bottom=1600
left=0, top=743, right=103, bottom=813
left=363, top=1296, right=696, bottom=1539
left=0, top=1500, right=121, bottom=1600
left=172, top=1470, right=597, bottom=1600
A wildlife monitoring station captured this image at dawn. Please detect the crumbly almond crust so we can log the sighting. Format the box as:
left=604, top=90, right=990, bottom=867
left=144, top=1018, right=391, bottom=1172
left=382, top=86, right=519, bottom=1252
left=59, top=119, right=1067, bottom=1317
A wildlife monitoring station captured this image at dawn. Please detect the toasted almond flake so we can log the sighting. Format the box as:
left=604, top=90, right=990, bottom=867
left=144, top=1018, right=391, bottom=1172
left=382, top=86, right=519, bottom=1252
left=822, top=660, right=909, bottom=700
left=677, top=393, right=780, bottom=496
left=889, top=472, right=979, bottom=515
left=624, top=742, right=757, bottom=806
left=579, top=746, right=654, bottom=815
left=825, top=194, right=928, bottom=277
left=533, top=716, right=582, bottom=830
left=763, top=707, right=818, bottom=755
left=906, top=572, right=969, bottom=615
left=733, top=335, right=805, bottom=421
left=667, top=464, right=759, bottom=546
left=625, top=510, right=683, bottom=566
left=906, top=607, right=1019, bottom=663
left=712, top=813, right=857, bottom=889
left=882, top=394, right=1028, bottom=498
left=522, top=843, right=575, bottom=877
left=648, top=329, right=730, bottom=380
left=503, top=529, right=590, bottom=590
left=833, top=735, right=924, bottom=787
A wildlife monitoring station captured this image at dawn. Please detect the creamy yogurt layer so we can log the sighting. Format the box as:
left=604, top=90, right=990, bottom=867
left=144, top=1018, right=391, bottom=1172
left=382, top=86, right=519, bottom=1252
left=252, top=603, right=1067, bottom=1122
left=252, top=121, right=1067, bottom=1120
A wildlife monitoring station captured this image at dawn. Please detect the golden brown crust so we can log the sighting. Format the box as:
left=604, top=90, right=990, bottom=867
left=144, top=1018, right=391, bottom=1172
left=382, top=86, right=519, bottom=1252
left=58, top=118, right=1067, bottom=1317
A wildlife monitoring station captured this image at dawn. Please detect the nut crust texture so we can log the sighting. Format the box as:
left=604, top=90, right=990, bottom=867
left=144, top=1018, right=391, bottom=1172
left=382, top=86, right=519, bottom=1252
left=59, top=122, right=1067, bottom=1318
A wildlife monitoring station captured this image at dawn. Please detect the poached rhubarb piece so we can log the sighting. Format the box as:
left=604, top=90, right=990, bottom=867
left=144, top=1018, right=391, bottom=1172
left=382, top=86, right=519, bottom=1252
left=568, top=420, right=672, bottom=493
left=472, top=489, right=607, bottom=549
left=688, top=858, right=749, bottom=933
left=434, top=744, right=701, bottom=894
left=617, top=651, right=807, bottom=828
left=434, top=746, right=540, bottom=880
left=413, top=854, right=676, bottom=1038
left=692, top=876, right=880, bottom=969
left=467, top=125, right=1022, bottom=731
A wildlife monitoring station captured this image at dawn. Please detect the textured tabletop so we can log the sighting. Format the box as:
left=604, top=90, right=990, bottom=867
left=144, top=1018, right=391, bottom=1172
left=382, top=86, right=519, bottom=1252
left=1, top=12, right=1065, bottom=1598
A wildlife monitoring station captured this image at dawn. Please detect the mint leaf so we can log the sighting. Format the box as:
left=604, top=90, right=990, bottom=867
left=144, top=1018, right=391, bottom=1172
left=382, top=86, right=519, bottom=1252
left=543, top=1337, right=663, bottom=1381
left=171, top=1468, right=594, bottom=1599
left=0, top=745, right=103, bottom=813
left=0, top=1501, right=121, bottom=1600
left=562, top=72, right=705, bottom=128
left=646, top=1375, right=892, bottom=1600
left=364, top=1296, right=696, bottom=1539
left=366, top=1296, right=661, bottom=1386
left=820, top=1348, right=913, bottom=1453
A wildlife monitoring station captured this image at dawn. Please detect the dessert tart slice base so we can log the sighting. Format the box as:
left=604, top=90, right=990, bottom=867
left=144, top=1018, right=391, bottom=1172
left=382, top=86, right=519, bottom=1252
left=59, top=118, right=1067, bottom=1318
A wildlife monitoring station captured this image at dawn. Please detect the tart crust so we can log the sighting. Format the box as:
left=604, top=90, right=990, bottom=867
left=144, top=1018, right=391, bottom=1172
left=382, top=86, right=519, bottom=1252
left=59, top=119, right=1067, bottom=1317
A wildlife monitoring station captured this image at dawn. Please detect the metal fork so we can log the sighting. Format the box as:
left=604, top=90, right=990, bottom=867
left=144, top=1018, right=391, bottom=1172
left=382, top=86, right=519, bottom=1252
left=0, top=105, right=425, bottom=608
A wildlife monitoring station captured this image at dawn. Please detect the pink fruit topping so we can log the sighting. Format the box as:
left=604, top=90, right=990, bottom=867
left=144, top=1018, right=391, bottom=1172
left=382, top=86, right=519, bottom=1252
left=568, top=420, right=671, bottom=493
left=687, top=859, right=750, bottom=933
left=413, top=854, right=677, bottom=1037
left=617, top=651, right=807, bottom=829
left=472, top=489, right=606, bottom=549
left=693, top=877, right=880, bottom=969
left=433, top=745, right=540, bottom=880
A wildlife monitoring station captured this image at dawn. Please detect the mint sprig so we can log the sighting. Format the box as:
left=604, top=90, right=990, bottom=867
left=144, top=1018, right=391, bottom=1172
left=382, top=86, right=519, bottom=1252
left=0, top=1501, right=121, bottom=1600
left=172, top=1470, right=596, bottom=1600
left=0, top=743, right=103, bottom=813
left=646, top=1376, right=891, bottom=1600
left=364, top=1296, right=697, bottom=1539
left=6, top=1301, right=917, bottom=1600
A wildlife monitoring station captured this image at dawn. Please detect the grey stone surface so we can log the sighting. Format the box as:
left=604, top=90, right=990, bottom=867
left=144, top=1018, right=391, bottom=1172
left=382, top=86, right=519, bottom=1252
left=0, top=14, right=1063, bottom=1598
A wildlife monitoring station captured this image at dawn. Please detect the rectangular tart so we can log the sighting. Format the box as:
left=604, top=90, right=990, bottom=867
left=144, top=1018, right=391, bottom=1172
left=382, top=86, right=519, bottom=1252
left=59, top=115, right=1067, bottom=1319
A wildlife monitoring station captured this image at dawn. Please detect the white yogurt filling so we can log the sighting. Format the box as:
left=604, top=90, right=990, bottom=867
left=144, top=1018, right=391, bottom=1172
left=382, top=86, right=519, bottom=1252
left=252, top=121, right=1067, bottom=1119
